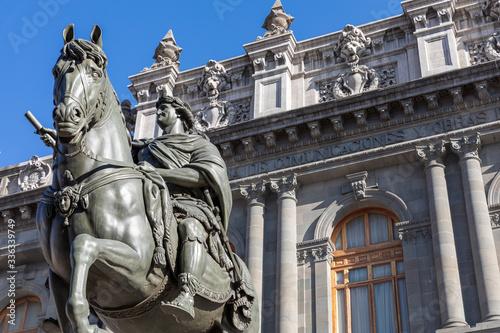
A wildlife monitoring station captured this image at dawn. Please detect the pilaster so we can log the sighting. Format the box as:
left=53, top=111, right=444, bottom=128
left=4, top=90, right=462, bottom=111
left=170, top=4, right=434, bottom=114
left=244, top=32, right=297, bottom=119
left=402, top=0, right=460, bottom=77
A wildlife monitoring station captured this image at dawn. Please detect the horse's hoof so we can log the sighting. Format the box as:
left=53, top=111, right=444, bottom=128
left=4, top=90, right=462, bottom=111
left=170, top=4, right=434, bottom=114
left=160, top=300, right=195, bottom=322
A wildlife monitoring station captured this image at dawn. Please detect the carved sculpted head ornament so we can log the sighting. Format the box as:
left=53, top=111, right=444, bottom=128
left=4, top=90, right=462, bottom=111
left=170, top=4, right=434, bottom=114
left=483, top=0, right=500, bottom=21
left=335, top=24, right=372, bottom=66
left=261, top=0, right=294, bottom=38
left=151, top=30, right=182, bottom=68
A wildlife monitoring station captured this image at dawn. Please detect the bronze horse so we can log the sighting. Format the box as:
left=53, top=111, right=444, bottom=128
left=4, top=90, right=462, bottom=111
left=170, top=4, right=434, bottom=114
left=35, top=24, right=258, bottom=333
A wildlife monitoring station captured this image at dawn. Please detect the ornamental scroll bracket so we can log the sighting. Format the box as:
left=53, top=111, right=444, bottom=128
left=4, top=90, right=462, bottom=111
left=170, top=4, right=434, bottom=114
left=346, top=171, right=377, bottom=200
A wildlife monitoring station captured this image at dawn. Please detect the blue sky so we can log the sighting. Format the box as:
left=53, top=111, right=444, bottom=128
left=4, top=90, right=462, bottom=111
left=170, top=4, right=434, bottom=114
left=0, top=0, right=403, bottom=168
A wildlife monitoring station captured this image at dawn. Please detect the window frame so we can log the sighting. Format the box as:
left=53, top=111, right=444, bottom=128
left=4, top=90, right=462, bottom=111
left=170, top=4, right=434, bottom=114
left=0, top=297, right=41, bottom=333
left=331, top=208, right=407, bottom=333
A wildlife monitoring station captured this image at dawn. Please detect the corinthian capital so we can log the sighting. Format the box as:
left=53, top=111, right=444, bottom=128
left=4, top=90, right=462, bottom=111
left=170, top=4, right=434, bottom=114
left=450, top=134, right=481, bottom=161
left=416, top=141, right=446, bottom=168
left=270, top=174, right=299, bottom=201
left=240, top=181, right=267, bottom=206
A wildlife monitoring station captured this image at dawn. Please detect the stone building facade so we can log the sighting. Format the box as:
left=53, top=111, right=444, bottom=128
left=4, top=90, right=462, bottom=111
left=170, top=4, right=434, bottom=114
left=3, top=0, right=500, bottom=332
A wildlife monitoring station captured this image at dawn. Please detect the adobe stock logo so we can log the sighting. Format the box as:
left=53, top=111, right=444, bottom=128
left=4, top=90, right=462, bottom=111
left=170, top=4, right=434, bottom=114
left=213, top=0, right=243, bottom=21
left=7, top=0, right=70, bottom=54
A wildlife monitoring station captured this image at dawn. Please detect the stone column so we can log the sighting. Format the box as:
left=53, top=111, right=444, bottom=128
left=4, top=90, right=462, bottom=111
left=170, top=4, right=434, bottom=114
left=270, top=174, right=299, bottom=333
left=240, top=181, right=267, bottom=321
left=311, top=241, right=334, bottom=333
left=416, top=142, right=467, bottom=328
left=450, top=134, right=500, bottom=322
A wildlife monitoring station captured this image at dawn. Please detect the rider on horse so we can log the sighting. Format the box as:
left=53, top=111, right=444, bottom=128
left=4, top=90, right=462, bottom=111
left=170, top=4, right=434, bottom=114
left=132, top=93, right=234, bottom=320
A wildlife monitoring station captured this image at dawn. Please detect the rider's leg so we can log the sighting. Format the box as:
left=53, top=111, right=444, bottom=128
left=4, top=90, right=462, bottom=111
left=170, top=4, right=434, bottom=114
left=161, top=217, right=208, bottom=319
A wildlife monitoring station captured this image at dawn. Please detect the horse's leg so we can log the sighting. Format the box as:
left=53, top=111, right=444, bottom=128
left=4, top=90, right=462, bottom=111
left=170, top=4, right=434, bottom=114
left=66, top=233, right=149, bottom=333
left=49, top=269, right=73, bottom=333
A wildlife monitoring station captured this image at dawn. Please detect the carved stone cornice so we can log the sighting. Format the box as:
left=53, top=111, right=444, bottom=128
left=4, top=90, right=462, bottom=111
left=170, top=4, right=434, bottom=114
left=396, top=218, right=432, bottom=245
left=377, top=105, right=390, bottom=122
left=220, top=142, right=233, bottom=158
left=475, top=81, right=489, bottom=101
left=415, top=141, right=446, bottom=169
left=263, top=132, right=277, bottom=149
left=307, top=121, right=321, bottom=140
left=270, top=174, right=299, bottom=201
left=285, top=127, right=299, bottom=144
left=401, top=99, right=414, bottom=116
left=19, top=205, right=32, bottom=221
left=450, top=87, right=463, bottom=105
left=353, top=110, right=367, bottom=127
left=330, top=116, right=344, bottom=133
left=491, top=213, right=500, bottom=228
left=296, top=237, right=334, bottom=265
left=241, top=137, right=255, bottom=155
left=425, top=93, right=439, bottom=111
left=239, top=181, right=267, bottom=207
left=450, top=133, right=481, bottom=162
left=1, top=210, right=14, bottom=225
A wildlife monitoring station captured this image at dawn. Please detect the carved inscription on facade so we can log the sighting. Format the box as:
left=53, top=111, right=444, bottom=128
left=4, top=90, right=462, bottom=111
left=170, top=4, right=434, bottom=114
left=228, top=108, right=499, bottom=180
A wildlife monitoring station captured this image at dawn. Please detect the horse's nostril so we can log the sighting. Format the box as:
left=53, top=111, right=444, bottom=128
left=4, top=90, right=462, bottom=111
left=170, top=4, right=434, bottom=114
left=74, top=108, right=82, bottom=120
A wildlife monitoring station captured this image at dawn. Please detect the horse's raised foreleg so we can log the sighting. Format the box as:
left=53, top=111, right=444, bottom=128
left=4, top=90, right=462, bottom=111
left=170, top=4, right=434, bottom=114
left=66, top=233, right=149, bottom=333
left=49, top=269, right=73, bottom=333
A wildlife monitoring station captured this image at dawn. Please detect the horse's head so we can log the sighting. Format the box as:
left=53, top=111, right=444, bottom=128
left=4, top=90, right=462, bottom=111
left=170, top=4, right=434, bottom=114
left=52, top=24, right=109, bottom=146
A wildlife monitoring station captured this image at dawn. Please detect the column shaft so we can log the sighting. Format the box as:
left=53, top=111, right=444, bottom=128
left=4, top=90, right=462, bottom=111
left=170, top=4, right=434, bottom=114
left=460, top=157, right=500, bottom=321
left=271, top=175, right=299, bottom=333
left=426, top=164, right=467, bottom=327
left=451, top=134, right=500, bottom=322
left=246, top=202, right=265, bottom=314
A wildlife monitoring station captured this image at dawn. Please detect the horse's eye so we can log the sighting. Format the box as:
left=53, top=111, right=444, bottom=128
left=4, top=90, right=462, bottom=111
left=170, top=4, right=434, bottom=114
left=92, top=70, right=101, bottom=78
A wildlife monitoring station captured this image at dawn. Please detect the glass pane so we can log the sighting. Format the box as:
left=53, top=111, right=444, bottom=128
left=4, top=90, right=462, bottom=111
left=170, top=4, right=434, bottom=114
left=373, top=263, right=392, bottom=278
left=350, top=286, right=371, bottom=333
left=6, top=302, right=24, bottom=332
left=335, top=232, right=343, bottom=251
left=374, top=281, right=396, bottom=333
left=397, top=261, right=405, bottom=274
left=24, top=301, right=41, bottom=328
left=393, top=220, right=399, bottom=240
left=336, top=271, right=344, bottom=285
left=346, top=215, right=365, bottom=248
left=349, top=267, right=368, bottom=283
left=337, top=289, right=346, bottom=333
left=398, top=279, right=410, bottom=333
left=369, top=213, right=389, bottom=244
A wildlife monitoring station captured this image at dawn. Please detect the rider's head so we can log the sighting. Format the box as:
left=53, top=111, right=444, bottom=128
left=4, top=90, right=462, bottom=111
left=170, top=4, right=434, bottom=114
left=156, top=94, right=194, bottom=132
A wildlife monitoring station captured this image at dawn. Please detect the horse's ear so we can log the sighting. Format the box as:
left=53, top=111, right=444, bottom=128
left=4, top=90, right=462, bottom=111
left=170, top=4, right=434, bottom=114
left=90, top=25, right=103, bottom=49
left=62, top=24, right=74, bottom=45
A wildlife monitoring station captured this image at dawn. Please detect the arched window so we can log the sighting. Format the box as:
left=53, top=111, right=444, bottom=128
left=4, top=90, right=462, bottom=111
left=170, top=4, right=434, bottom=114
left=0, top=297, right=41, bottom=333
left=331, top=208, right=409, bottom=333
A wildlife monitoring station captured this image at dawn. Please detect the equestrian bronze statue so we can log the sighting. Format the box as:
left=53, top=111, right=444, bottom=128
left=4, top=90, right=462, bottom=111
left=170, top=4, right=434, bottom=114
left=30, top=24, right=258, bottom=333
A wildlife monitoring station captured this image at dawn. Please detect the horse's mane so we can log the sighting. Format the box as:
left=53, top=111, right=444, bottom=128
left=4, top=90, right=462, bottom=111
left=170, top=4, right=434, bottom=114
left=60, top=39, right=108, bottom=69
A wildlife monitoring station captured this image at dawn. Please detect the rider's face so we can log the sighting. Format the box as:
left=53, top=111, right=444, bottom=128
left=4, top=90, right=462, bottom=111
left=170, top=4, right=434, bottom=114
left=156, top=102, right=177, bottom=130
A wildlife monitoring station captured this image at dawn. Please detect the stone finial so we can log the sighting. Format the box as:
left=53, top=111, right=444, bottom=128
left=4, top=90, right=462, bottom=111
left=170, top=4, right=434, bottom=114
left=346, top=171, right=368, bottom=200
left=261, top=0, right=294, bottom=38
left=483, top=0, right=500, bottom=22
left=334, top=25, right=372, bottom=66
left=120, top=100, right=137, bottom=134
left=19, top=156, right=51, bottom=191
left=450, top=133, right=482, bottom=161
left=416, top=141, right=446, bottom=168
left=151, top=30, right=182, bottom=69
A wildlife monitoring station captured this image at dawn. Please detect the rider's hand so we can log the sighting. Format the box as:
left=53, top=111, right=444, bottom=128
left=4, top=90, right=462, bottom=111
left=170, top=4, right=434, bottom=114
left=37, top=127, right=57, bottom=148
